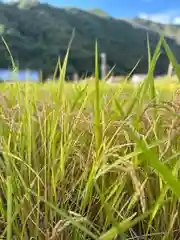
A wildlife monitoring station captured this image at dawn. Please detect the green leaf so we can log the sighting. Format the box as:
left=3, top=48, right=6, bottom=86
left=162, top=36, right=180, bottom=82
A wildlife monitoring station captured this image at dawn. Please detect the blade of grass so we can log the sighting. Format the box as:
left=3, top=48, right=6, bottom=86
left=57, top=28, right=75, bottom=99
left=162, top=36, right=180, bottom=82
left=139, top=36, right=163, bottom=103
left=1, top=37, right=17, bottom=72
left=103, top=65, right=116, bottom=82
left=98, top=211, right=151, bottom=240
left=147, top=33, right=151, bottom=71
left=94, top=40, right=101, bottom=152
left=125, top=58, right=141, bottom=82
left=53, top=57, right=62, bottom=82
left=6, top=176, right=13, bottom=240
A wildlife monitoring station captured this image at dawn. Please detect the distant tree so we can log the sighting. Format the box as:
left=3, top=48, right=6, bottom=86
left=17, top=0, right=39, bottom=8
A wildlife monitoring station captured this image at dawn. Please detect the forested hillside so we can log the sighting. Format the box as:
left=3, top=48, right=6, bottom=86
left=0, top=1, right=180, bottom=79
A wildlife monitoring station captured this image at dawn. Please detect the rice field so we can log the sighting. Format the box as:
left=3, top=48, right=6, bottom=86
left=0, top=38, right=180, bottom=239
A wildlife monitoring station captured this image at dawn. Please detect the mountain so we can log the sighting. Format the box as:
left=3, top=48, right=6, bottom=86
left=0, top=2, right=180, bottom=80
left=125, top=17, right=180, bottom=44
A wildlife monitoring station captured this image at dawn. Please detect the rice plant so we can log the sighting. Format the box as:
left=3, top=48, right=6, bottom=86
left=0, top=36, right=179, bottom=240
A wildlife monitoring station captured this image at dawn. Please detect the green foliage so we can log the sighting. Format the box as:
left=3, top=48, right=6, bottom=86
left=88, top=8, right=110, bottom=17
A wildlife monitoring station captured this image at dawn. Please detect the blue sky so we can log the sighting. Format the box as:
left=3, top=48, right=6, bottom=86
left=40, top=0, right=180, bottom=24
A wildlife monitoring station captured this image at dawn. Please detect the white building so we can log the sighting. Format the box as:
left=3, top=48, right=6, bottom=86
left=131, top=74, right=146, bottom=84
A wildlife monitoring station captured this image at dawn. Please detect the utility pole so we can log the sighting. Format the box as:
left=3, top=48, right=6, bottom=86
left=167, top=62, right=173, bottom=77
left=73, top=72, right=79, bottom=83
left=100, top=52, right=107, bottom=80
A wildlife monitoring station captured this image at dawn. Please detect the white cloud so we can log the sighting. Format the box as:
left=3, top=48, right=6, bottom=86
left=174, top=17, right=180, bottom=24
left=138, top=10, right=180, bottom=24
